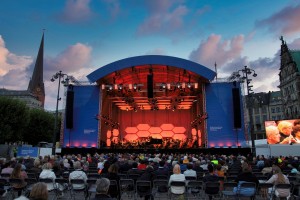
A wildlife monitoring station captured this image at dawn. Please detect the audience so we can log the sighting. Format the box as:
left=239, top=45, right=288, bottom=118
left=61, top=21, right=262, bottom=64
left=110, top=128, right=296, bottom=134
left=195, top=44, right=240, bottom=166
left=168, top=164, right=186, bottom=195
left=92, top=178, right=113, bottom=200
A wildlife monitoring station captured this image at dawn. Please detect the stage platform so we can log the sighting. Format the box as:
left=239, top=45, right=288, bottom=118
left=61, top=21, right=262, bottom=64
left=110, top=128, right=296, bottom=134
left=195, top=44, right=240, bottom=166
left=61, top=147, right=252, bottom=156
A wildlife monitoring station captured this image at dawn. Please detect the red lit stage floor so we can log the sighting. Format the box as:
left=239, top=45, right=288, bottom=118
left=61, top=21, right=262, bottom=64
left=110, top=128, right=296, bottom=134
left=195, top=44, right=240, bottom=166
left=61, top=147, right=252, bottom=156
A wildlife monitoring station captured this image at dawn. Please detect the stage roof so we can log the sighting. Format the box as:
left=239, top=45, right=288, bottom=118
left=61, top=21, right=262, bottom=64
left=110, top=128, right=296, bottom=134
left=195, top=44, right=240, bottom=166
left=86, top=55, right=216, bottom=111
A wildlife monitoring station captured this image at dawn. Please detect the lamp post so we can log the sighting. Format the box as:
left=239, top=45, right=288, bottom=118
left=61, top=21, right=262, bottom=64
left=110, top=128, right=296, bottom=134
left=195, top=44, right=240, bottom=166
left=232, top=66, right=257, bottom=156
left=50, top=71, right=70, bottom=155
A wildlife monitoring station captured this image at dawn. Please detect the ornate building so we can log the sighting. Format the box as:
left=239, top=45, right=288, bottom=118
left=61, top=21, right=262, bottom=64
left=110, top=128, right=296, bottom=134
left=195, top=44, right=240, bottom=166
left=0, top=33, right=45, bottom=109
left=278, top=36, right=300, bottom=119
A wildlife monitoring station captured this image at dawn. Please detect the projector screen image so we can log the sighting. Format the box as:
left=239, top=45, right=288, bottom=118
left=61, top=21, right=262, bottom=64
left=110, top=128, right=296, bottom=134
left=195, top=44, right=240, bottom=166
left=265, top=119, right=300, bottom=144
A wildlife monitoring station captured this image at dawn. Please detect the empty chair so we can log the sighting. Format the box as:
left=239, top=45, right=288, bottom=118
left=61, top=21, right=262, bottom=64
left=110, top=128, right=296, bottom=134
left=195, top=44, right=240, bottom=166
left=204, top=182, right=220, bottom=200
left=55, top=178, right=70, bottom=199
left=108, top=180, right=119, bottom=199
left=87, top=179, right=97, bottom=199
left=119, top=179, right=135, bottom=199
left=118, top=173, right=127, bottom=180
left=221, top=182, right=238, bottom=199
left=185, top=176, right=197, bottom=181
left=152, top=179, right=169, bottom=199
left=135, top=180, right=152, bottom=200
left=186, top=180, right=203, bottom=199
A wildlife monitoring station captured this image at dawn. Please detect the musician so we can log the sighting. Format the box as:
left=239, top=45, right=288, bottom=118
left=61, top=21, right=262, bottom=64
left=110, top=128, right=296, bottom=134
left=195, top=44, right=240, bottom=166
left=277, top=121, right=296, bottom=144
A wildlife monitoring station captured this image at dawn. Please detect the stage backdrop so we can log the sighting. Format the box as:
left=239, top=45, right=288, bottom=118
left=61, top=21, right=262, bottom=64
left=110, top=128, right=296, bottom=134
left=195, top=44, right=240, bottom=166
left=63, top=85, right=100, bottom=148
left=205, top=82, right=246, bottom=147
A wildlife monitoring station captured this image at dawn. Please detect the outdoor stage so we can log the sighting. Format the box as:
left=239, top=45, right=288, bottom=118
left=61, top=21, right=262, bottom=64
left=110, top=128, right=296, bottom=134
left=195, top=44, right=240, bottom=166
left=61, top=147, right=252, bottom=156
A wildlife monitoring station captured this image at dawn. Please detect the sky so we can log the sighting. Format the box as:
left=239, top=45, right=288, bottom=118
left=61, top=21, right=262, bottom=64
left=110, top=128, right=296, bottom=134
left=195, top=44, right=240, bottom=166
left=0, top=0, right=300, bottom=111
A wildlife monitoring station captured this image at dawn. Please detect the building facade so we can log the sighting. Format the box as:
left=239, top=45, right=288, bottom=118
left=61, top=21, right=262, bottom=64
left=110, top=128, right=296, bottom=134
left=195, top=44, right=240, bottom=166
left=278, top=36, right=300, bottom=119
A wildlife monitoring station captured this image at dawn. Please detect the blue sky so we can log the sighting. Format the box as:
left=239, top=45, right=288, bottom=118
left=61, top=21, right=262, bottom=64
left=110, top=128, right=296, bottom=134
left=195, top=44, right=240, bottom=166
left=0, top=0, right=300, bottom=111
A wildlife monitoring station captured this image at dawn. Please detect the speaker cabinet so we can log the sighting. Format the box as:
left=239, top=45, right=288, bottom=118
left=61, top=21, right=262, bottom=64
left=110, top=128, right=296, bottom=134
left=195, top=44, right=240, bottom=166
left=147, top=74, right=153, bottom=98
left=232, top=88, right=241, bottom=128
left=65, top=90, right=74, bottom=129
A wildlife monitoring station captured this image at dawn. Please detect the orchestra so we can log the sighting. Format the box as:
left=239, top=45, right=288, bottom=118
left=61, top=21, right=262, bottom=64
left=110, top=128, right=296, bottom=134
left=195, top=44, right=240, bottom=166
left=107, top=136, right=198, bottom=149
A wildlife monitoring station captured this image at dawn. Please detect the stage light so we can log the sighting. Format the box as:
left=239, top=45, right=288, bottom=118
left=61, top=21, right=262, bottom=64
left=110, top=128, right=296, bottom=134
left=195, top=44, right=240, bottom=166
left=187, top=83, right=191, bottom=88
left=162, top=83, right=166, bottom=89
left=118, top=84, right=123, bottom=90
left=133, top=83, right=137, bottom=90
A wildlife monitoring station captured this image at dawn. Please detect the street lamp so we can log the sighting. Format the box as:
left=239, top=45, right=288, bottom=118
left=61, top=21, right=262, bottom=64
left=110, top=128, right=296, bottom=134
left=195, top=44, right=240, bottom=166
left=230, top=66, right=257, bottom=156
left=50, top=70, right=70, bottom=155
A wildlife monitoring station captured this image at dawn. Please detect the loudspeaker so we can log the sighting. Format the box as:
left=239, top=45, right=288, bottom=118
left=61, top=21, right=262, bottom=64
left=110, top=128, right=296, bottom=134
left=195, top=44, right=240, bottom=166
left=147, top=74, right=153, bottom=98
left=232, top=88, right=241, bottom=128
left=65, top=90, right=74, bottom=129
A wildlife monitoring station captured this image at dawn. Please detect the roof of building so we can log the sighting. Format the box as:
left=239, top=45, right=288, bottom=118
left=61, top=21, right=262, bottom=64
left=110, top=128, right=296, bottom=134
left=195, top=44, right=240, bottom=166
left=290, top=50, right=300, bottom=72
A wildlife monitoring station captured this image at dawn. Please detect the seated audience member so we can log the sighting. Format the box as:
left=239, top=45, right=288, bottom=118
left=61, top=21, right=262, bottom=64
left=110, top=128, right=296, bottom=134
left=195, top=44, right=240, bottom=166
left=10, top=163, right=28, bottom=197
left=233, top=164, right=259, bottom=196
left=1, top=161, right=14, bottom=175
left=266, top=125, right=281, bottom=144
left=193, top=160, right=204, bottom=172
left=138, top=165, right=156, bottom=200
left=39, top=162, right=56, bottom=191
left=184, top=163, right=197, bottom=178
left=92, top=178, right=114, bottom=200
left=168, top=164, right=186, bottom=194
left=69, top=161, right=88, bottom=190
left=105, top=164, right=120, bottom=199
left=154, top=160, right=169, bottom=177
left=203, top=164, right=219, bottom=200
left=266, top=165, right=290, bottom=198
left=127, top=162, right=143, bottom=175
left=29, top=182, right=49, bottom=200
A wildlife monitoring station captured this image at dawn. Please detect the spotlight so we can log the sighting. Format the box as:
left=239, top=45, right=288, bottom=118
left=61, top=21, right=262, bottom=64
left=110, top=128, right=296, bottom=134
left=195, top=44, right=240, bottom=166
left=253, top=73, right=257, bottom=77
left=187, top=83, right=191, bottom=88
left=133, top=83, right=137, bottom=90
left=162, top=83, right=166, bottom=89
left=118, top=84, right=123, bottom=90
left=50, top=78, right=55, bottom=82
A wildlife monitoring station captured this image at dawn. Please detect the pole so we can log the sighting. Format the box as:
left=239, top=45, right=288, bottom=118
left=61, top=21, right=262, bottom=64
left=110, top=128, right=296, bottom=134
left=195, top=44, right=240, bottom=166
left=52, top=71, right=62, bottom=155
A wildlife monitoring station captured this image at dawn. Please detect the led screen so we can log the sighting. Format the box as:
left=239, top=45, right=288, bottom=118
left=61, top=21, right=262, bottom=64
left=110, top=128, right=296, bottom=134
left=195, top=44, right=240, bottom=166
left=265, top=119, right=300, bottom=145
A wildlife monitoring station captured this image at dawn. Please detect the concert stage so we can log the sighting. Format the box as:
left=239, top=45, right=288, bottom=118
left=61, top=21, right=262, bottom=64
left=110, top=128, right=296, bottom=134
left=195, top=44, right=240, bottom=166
left=60, top=147, right=252, bottom=157
left=61, top=55, right=247, bottom=151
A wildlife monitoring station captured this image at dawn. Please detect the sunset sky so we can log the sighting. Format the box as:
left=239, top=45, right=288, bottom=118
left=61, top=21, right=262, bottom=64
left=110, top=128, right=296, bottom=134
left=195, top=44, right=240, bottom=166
left=0, top=0, right=300, bottom=111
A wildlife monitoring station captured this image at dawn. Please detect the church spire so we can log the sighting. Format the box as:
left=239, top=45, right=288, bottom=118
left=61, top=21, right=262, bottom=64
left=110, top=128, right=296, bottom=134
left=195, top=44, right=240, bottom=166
left=28, top=31, right=45, bottom=108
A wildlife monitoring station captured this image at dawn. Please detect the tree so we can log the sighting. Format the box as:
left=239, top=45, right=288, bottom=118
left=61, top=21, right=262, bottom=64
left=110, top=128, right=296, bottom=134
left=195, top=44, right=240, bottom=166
left=23, top=108, right=55, bottom=146
left=0, top=97, right=29, bottom=143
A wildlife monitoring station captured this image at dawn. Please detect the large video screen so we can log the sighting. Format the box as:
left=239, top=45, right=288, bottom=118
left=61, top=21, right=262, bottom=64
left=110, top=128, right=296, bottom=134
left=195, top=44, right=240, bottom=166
left=265, top=119, right=300, bottom=144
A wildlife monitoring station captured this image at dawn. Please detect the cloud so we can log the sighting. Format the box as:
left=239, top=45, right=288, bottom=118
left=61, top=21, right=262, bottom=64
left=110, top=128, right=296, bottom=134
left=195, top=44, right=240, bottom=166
left=44, top=43, right=92, bottom=78
left=0, top=35, right=33, bottom=89
left=189, top=34, right=244, bottom=69
left=57, top=0, right=94, bottom=23
left=255, top=3, right=300, bottom=37
left=137, top=0, right=188, bottom=36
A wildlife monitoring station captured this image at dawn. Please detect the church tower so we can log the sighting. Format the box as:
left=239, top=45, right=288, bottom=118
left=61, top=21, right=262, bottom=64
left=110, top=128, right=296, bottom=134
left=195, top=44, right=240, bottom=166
left=27, top=32, right=45, bottom=108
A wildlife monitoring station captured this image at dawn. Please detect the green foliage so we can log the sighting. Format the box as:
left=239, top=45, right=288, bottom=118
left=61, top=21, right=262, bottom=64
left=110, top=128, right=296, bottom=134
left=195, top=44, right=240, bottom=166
left=0, top=97, right=29, bottom=143
left=23, top=108, right=55, bottom=146
left=0, top=97, right=58, bottom=145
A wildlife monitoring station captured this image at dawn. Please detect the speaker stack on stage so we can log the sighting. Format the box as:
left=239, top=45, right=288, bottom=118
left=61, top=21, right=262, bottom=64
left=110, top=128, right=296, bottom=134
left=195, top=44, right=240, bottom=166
left=147, top=74, right=154, bottom=98
left=66, top=90, right=74, bottom=129
left=232, top=88, right=241, bottom=129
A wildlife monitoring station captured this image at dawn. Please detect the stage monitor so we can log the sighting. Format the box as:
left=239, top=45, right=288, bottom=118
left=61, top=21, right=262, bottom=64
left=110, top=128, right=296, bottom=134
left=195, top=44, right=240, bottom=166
left=265, top=119, right=300, bottom=145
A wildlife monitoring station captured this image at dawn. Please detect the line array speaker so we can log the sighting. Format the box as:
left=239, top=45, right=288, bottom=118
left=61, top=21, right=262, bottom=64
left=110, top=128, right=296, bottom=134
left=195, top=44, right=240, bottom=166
left=65, top=90, right=74, bottom=129
left=147, top=74, right=153, bottom=98
left=232, top=88, right=241, bottom=128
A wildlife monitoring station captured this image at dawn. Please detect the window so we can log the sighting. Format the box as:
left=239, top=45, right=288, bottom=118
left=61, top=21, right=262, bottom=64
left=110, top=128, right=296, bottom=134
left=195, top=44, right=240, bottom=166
left=276, top=107, right=281, bottom=113
left=254, top=108, right=260, bottom=115
left=261, top=106, right=267, bottom=113
left=255, top=116, right=260, bottom=124
left=262, top=115, right=267, bottom=122
left=271, top=108, right=275, bottom=113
